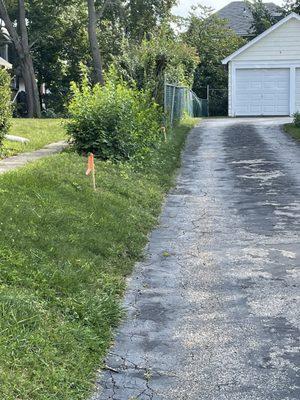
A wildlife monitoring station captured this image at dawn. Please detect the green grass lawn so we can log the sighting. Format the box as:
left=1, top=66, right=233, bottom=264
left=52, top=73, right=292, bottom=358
left=283, top=123, right=300, bottom=140
left=0, top=118, right=198, bottom=400
left=1, top=118, right=67, bottom=159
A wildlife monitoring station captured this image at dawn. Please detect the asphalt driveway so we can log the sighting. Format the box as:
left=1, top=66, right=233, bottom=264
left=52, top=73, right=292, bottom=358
left=93, top=118, right=300, bottom=400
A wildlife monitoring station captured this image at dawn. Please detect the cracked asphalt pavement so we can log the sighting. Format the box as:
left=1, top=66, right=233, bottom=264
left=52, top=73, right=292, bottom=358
left=92, top=118, right=300, bottom=400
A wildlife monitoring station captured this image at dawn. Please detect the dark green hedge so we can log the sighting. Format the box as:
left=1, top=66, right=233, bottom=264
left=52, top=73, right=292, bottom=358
left=0, top=68, right=11, bottom=146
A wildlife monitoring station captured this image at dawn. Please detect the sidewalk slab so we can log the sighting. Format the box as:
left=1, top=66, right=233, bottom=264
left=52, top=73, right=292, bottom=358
left=0, top=141, right=68, bottom=174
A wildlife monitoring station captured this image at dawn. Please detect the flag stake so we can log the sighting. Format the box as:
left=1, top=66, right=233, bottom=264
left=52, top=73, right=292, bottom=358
left=86, top=153, right=96, bottom=191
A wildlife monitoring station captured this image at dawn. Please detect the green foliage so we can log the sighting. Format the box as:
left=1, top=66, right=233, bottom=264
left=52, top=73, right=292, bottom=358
left=183, top=5, right=245, bottom=115
left=67, top=69, right=162, bottom=161
left=125, top=0, right=176, bottom=41
left=283, top=0, right=300, bottom=15
left=5, top=0, right=177, bottom=113
left=115, top=25, right=199, bottom=105
left=0, top=117, right=197, bottom=400
left=27, top=0, right=91, bottom=114
left=247, top=0, right=277, bottom=36
left=293, top=111, right=300, bottom=127
left=0, top=68, right=11, bottom=146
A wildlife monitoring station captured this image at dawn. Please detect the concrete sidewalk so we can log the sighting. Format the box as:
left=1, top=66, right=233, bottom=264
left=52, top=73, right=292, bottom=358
left=0, top=141, right=68, bottom=174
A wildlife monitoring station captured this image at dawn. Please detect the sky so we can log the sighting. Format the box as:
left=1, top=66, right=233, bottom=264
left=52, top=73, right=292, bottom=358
left=173, top=0, right=283, bottom=17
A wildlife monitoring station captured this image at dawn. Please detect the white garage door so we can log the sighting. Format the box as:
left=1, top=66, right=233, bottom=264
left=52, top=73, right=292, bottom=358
left=235, top=68, right=290, bottom=116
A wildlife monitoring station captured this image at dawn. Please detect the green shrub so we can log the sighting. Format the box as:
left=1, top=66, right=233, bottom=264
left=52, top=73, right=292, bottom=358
left=115, top=25, right=199, bottom=106
left=293, top=111, right=300, bottom=128
left=0, top=68, right=12, bottom=146
left=67, top=71, right=162, bottom=162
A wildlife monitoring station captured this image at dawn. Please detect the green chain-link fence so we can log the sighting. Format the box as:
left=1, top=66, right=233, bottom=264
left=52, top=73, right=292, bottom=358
left=164, top=83, right=208, bottom=127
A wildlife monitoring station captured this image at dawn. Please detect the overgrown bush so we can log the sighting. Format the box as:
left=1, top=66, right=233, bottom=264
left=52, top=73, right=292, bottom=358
left=0, top=68, right=12, bottom=146
left=293, top=111, right=300, bottom=128
left=67, top=70, right=162, bottom=162
left=115, top=26, right=199, bottom=105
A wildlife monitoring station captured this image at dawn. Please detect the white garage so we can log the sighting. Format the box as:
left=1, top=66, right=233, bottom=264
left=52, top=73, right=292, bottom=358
left=222, top=12, right=300, bottom=117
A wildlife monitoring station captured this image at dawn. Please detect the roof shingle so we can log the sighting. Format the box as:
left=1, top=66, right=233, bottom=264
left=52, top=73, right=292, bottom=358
left=217, top=1, right=282, bottom=36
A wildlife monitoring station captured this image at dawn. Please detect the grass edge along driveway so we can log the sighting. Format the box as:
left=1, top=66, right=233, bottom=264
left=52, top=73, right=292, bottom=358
left=283, top=123, right=300, bottom=140
left=0, top=118, right=199, bottom=400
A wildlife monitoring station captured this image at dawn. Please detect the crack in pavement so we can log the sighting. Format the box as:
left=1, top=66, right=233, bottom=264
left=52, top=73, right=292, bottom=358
left=91, top=117, right=300, bottom=400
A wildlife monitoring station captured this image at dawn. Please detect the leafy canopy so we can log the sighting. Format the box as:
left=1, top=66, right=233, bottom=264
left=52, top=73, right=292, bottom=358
left=115, top=24, right=199, bottom=105
left=283, top=0, right=300, bottom=14
left=183, top=5, right=245, bottom=92
left=247, top=0, right=277, bottom=36
left=4, top=0, right=178, bottom=113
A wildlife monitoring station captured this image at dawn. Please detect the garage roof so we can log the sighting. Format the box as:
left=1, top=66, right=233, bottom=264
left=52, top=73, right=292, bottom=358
left=222, top=12, right=300, bottom=64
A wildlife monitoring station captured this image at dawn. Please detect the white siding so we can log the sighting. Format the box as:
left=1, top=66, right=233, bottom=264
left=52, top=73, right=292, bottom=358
left=235, top=18, right=300, bottom=61
left=228, top=62, right=233, bottom=116
left=295, top=68, right=300, bottom=112
left=226, top=14, right=300, bottom=117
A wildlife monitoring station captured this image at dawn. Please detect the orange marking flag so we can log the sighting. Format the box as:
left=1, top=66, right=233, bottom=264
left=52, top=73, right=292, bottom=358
left=86, top=153, right=95, bottom=176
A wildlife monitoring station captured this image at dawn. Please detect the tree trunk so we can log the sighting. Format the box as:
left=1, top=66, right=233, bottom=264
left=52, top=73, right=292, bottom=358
left=18, top=0, right=41, bottom=117
left=87, top=0, right=105, bottom=85
left=0, top=0, right=41, bottom=118
left=20, top=57, right=41, bottom=117
left=20, top=54, right=41, bottom=117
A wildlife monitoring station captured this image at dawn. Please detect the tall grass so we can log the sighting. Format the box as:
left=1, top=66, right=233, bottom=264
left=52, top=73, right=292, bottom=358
left=0, top=118, right=198, bottom=400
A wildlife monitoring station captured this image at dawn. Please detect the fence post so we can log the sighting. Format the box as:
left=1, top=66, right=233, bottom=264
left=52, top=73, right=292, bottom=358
left=164, top=75, right=167, bottom=115
left=165, top=82, right=206, bottom=121
left=170, top=85, right=176, bottom=128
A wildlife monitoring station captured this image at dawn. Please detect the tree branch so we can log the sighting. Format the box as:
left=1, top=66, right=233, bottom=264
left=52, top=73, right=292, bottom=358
left=0, top=0, right=22, bottom=53
left=96, top=0, right=111, bottom=20
left=29, top=39, right=38, bottom=49
left=19, top=0, right=29, bottom=47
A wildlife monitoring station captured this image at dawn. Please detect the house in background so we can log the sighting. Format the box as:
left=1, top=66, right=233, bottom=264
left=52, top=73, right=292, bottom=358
left=217, top=1, right=282, bottom=38
left=222, top=12, right=300, bottom=117
left=0, top=55, right=12, bottom=69
left=1, top=18, right=46, bottom=115
left=0, top=18, right=32, bottom=113
left=0, top=19, right=12, bottom=69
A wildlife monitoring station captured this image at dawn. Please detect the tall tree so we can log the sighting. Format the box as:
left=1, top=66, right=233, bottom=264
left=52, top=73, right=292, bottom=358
left=183, top=5, right=245, bottom=115
left=115, top=24, right=199, bottom=105
left=125, top=0, right=176, bottom=41
left=0, top=0, right=41, bottom=117
left=87, top=0, right=104, bottom=85
left=247, top=0, right=277, bottom=36
left=283, top=0, right=300, bottom=14
left=0, top=0, right=177, bottom=113
left=26, top=0, right=91, bottom=113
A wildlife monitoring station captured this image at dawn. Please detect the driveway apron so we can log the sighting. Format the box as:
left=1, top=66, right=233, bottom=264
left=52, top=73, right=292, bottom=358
left=93, top=118, right=300, bottom=400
